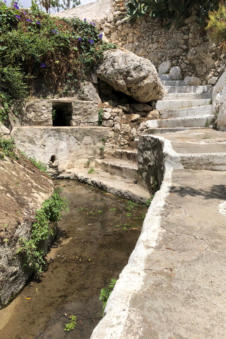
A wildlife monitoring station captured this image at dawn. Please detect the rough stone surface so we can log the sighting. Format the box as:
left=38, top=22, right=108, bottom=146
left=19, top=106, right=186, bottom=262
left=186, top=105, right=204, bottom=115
left=0, top=123, right=10, bottom=137
left=158, top=60, right=171, bottom=74
left=11, top=126, right=112, bottom=173
left=0, top=150, right=53, bottom=308
left=212, top=70, right=226, bottom=131
left=78, top=81, right=101, bottom=103
left=22, top=100, right=53, bottom=126
left=97, top=49, right=164, bottom=103
left=169, top=66, right=182, bottom=80
left=184, top=76, right=201, bottom=86
left=71, top=100, right=100, bottom=126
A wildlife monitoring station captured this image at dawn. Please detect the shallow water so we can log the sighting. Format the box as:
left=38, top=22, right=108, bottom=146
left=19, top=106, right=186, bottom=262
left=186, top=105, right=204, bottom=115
left=0, top=180, right=147, bottom=339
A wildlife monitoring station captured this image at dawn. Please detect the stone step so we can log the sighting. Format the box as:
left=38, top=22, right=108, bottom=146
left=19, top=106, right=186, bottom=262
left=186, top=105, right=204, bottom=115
left=95, top=158, right=138, bottom=182
left=156, top=98, right=211, bottom=111
left=164, top=92, right=211, bottom=100
left=58, top=167, right=150, bottom=204
left=165, top=85, right=212, bottom=95
left=114, top=149, right=138, bottom=162
left=146, top=115, right=214, bottom=129
left=178, top=153, right=226, bottom=171
left=162, top=80, right=186, bottom=86
left=160, top=105, right=213, bottom=119
left=145, top=127, right=206, bottom=134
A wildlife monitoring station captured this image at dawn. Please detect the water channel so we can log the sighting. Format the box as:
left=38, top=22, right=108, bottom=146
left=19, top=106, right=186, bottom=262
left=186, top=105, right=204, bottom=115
left=0, top=180, right=147, bottom=339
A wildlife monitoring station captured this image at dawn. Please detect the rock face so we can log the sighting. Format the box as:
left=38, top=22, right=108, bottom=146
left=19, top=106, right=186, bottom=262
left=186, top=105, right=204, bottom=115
left=71, top=101, right=100, bottom=126
left=97, top=49, right=164, bottom=103
left=213, top=70, right=226, bottom=131
left=158, top=61, right=171, bottom=75
left=0, top=149, right=53, bottom=308
left=22, top=100, right=53, bottom=126
left=0, top=123, right=10, bottom=137
left=78, top=81, right=101, bottom=103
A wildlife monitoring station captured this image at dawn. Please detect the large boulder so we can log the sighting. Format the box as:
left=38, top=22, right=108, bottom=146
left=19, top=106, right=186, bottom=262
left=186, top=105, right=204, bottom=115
left=96, top=49, right=164, bottom=103
left=213, top=70, right=226, bottom=131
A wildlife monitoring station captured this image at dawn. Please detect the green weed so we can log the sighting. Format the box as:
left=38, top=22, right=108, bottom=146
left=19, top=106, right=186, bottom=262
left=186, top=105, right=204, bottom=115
left=64, top=315, right=77, bottom=332
left=17, top=189, right=68, bottom=277
left=29, top=157, right=47, bottom=173
left=99, top=278, right=117, bottom=312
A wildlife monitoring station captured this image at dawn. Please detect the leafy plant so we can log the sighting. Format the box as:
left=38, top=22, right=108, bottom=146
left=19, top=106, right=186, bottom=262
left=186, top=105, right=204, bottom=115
left=206, top=4, right=226, bottom=47
left=99, top=278, right=117, bottom=312
left=0, top=138, right=16, bottom=158
left=17, top=189, right=68, bottom=277
left=64, top=315, right=77, bottom=332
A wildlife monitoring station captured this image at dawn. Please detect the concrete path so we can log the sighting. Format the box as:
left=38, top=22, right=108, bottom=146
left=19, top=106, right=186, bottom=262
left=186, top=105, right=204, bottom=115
left=91, top=128, right=226, bottom=338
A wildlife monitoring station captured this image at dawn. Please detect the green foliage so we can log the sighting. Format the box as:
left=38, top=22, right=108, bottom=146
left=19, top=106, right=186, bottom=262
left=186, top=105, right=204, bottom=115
left=88, top=167, right=95, bottom=174
left=98, top=108, right=104, bottom=126
left=29, top=157, right=47, bottom=172
left=206, top=4, right=226, bottom=46
left=0, top=1, right=114, bottom=121
left=99, top=278, right=117, bottom=312
left=126, top=0, right=220, bottom=25
left=0, top=138, right=16, bottom=158
left=64, top=315, right=77, bottom=332
left=17, top=190, right=68, bottom=277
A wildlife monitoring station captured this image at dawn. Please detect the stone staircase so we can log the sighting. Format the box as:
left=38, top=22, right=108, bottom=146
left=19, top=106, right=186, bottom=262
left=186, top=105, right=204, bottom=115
left=146, top=77, right=214, bottom=133
left=60, top=147, right=150, bottom=204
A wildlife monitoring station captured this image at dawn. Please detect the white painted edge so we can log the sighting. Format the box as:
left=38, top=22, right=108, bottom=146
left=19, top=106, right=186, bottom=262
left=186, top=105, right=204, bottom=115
left=90, top=135, right=182, bottom=339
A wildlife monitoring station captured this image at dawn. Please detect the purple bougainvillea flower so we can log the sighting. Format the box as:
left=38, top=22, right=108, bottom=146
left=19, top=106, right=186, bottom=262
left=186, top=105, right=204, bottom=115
left=13, top=2, right=19, bottom=9
left=15, top=14, right=21, bottom=20
left=51, top=29, right=58, bottom=34
left=40, top=62, right=46, bottom=68
left=83, top=18, right=87, bottom=23
left=88, top=39, right=94, bottom=45
left=78, top=37, right=82, bottom=42
left=36, top=21, right=41, bottom=25
left=98, top=33, right=103, bottom=40
left=26, top=18, right=32, bottom=23
left=90, top=22, right=96, bottom=26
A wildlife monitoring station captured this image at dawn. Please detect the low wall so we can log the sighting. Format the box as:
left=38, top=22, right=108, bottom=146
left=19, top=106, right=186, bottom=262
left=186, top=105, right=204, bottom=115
left=11, top=126, right=112, bottom=172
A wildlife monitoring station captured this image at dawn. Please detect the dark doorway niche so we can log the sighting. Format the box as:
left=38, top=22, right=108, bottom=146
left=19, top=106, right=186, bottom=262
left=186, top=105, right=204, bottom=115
left=52, top=102, right=73, bottom=126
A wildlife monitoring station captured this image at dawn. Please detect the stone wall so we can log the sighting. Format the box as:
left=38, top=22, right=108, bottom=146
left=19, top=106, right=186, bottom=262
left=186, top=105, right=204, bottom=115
left=11, top=126, right=113, bottom=174
left=98, top=0, right=225, bottom=83
left=138, top=135, right=164, bottom=193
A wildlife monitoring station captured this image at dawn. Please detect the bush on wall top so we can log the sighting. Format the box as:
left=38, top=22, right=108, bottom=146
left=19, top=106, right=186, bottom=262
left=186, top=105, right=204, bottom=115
left=126, top=0, right=220, bottom=25
left=0, top=1, right=115, bottom=123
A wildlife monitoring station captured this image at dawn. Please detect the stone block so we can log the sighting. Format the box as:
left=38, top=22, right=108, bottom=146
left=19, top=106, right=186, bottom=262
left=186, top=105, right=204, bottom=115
left=71, top=101, right=99, bottom=126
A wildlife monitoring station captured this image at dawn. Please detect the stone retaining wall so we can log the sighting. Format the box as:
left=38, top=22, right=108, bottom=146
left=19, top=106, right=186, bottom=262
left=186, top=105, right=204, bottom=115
left=98, top=0, right=225, bottom=83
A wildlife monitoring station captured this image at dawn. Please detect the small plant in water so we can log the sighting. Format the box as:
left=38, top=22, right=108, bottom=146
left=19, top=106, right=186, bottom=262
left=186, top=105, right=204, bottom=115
left=64, top=314, right=77, bottom=332
left=99, top=278, right=117, bottom=312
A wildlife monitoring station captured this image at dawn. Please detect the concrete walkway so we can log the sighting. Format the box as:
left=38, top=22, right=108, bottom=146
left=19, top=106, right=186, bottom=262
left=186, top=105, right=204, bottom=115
left=91, top=128, right=226, bottom=338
